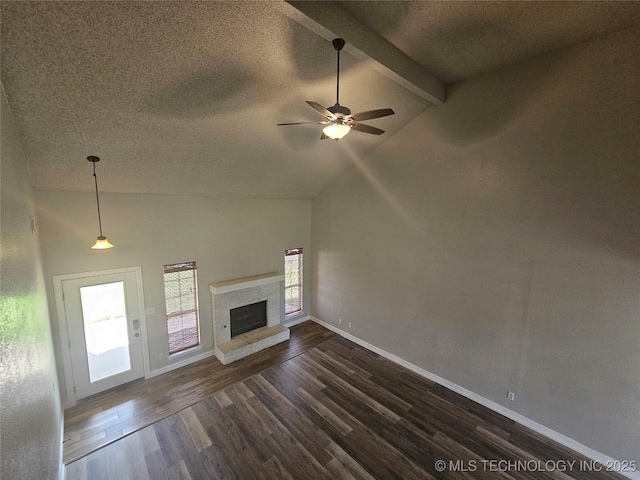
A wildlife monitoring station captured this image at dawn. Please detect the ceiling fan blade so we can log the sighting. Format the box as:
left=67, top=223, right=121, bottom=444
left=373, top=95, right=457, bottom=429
left=277, top=121, right=327, bottom=126
left=320, top=133, right=328, bottom=140
left=306, top=101, right=334, bottom=119
left=348, top=108, right=395, bottom=122
left=351, top=122, right=385, bottom=135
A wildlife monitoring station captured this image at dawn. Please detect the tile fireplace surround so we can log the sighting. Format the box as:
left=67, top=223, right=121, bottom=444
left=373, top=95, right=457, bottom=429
left=209, top=272, right=290, bottom=365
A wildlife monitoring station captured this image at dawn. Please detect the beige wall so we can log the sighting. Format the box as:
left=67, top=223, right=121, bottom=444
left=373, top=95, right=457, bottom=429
left=311, top=27, right=639, bottom=464
left=36, top=190, right=310, bottom=403
left=1, top=87, right=62, bottom=479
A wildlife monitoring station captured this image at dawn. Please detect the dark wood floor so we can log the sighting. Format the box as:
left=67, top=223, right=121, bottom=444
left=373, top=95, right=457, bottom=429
left=63, top=321, right=336, bottom=464
left=66, top=328, right=626, bottom=480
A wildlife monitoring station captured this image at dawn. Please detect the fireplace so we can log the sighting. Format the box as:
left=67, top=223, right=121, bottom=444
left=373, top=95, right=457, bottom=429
left=210, top=272, right=290, bottom=365
left=230, top=301, right=267, bottom=338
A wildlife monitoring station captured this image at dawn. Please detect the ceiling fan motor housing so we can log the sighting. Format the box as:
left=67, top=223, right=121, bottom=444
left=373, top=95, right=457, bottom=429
left=328, top=104, right=351, bottom=117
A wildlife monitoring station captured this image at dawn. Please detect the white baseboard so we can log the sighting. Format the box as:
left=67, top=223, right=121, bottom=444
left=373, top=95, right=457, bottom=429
left=75, top=317, right=310, bottom=388
left=283, top=314, right=310, bottom=327
left=311, top=316, right=640, bottom=480
left=147, top=348, right=217, bottom=379
left=148, top=316, right=309, bottom=377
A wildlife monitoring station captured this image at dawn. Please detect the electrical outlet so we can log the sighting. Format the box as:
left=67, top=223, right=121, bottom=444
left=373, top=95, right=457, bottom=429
left=338, top=318, right=342, bottom=324
left=348, top=322, right=352, bottom=329
left=159, top=353, right=165, bottom=360
left=507, top=391, right=515, bottom=401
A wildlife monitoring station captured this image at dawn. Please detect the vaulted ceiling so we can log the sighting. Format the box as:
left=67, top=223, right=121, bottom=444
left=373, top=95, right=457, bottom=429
left=2, top=1, right=639, bottom=199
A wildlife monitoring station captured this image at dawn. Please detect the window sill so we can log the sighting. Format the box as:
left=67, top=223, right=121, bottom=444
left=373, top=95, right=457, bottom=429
left=168, top=344, right=203, bottom=360
left=285, top=310, right=304, bottom=319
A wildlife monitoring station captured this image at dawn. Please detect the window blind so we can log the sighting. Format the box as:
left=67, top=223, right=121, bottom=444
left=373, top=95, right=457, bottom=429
left=163, top=261, right=200, bottom=354
left=285, top=248, right=303, bottom=315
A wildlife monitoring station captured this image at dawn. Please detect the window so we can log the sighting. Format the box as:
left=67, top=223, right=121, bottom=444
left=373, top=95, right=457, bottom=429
left=163, top=261, right=200, bottom=354
left=285, top=248, right=303, bottom=315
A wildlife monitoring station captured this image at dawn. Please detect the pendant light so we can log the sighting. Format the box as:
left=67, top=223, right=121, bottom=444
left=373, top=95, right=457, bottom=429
left=87, top=156, right=113, bottom=250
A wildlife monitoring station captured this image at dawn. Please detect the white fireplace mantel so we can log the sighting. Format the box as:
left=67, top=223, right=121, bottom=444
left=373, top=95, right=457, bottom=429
left=209, top=272, right=285, bottom=295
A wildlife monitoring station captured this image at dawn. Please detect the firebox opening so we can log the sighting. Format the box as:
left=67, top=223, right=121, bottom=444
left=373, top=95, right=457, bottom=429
left=230, top=300, right=267, bottom=338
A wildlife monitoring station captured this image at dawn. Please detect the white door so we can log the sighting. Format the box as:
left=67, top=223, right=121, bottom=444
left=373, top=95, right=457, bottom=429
left=61, top=270, right=145, bottom=400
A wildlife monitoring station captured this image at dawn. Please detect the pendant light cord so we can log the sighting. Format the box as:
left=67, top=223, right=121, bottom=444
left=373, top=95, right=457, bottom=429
left=93, top=161, right=104, bottom=237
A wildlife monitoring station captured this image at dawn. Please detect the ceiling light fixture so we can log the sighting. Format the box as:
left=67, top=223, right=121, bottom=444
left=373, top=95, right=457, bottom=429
left=87, top=156, right=113, bottom=250
left=323, top=38, right=351, bottom=140
left=277, top=38, right=394, bottom=140
left=323, top=122, right=351, bottom=140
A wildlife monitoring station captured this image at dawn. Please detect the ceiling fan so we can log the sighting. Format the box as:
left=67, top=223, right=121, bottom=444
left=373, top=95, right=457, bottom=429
left=278, top=38, right=395, bottom=140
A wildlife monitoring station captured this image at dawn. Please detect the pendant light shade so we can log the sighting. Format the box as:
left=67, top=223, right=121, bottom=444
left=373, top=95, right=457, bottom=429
left=91, top=236, right=114, bottom=250
left=87, top=156, right=113, bottom=250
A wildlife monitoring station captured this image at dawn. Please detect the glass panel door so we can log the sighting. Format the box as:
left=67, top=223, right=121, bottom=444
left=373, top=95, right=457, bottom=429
left=79, top=282, right=131, bottom=382
left=62, top=271, right=144, bottom=400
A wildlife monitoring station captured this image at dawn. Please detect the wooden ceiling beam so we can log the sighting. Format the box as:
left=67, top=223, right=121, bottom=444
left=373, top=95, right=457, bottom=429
left=275, top=1, right=445, bottom=105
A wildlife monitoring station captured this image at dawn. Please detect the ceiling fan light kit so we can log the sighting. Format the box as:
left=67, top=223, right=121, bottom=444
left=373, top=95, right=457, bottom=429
left=278, top=38, right=395, bottom=141
left=323, top=123, right=351, bottom=140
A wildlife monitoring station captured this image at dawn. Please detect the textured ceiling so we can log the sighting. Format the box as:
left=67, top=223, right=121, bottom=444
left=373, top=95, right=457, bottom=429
left=337, top=1, right=640, bottom=83
left=2, top=1, right=640, bottom=199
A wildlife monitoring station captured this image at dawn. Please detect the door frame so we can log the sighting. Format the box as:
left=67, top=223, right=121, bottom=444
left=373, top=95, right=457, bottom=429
left=53, top=266, right=150, bottom=408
